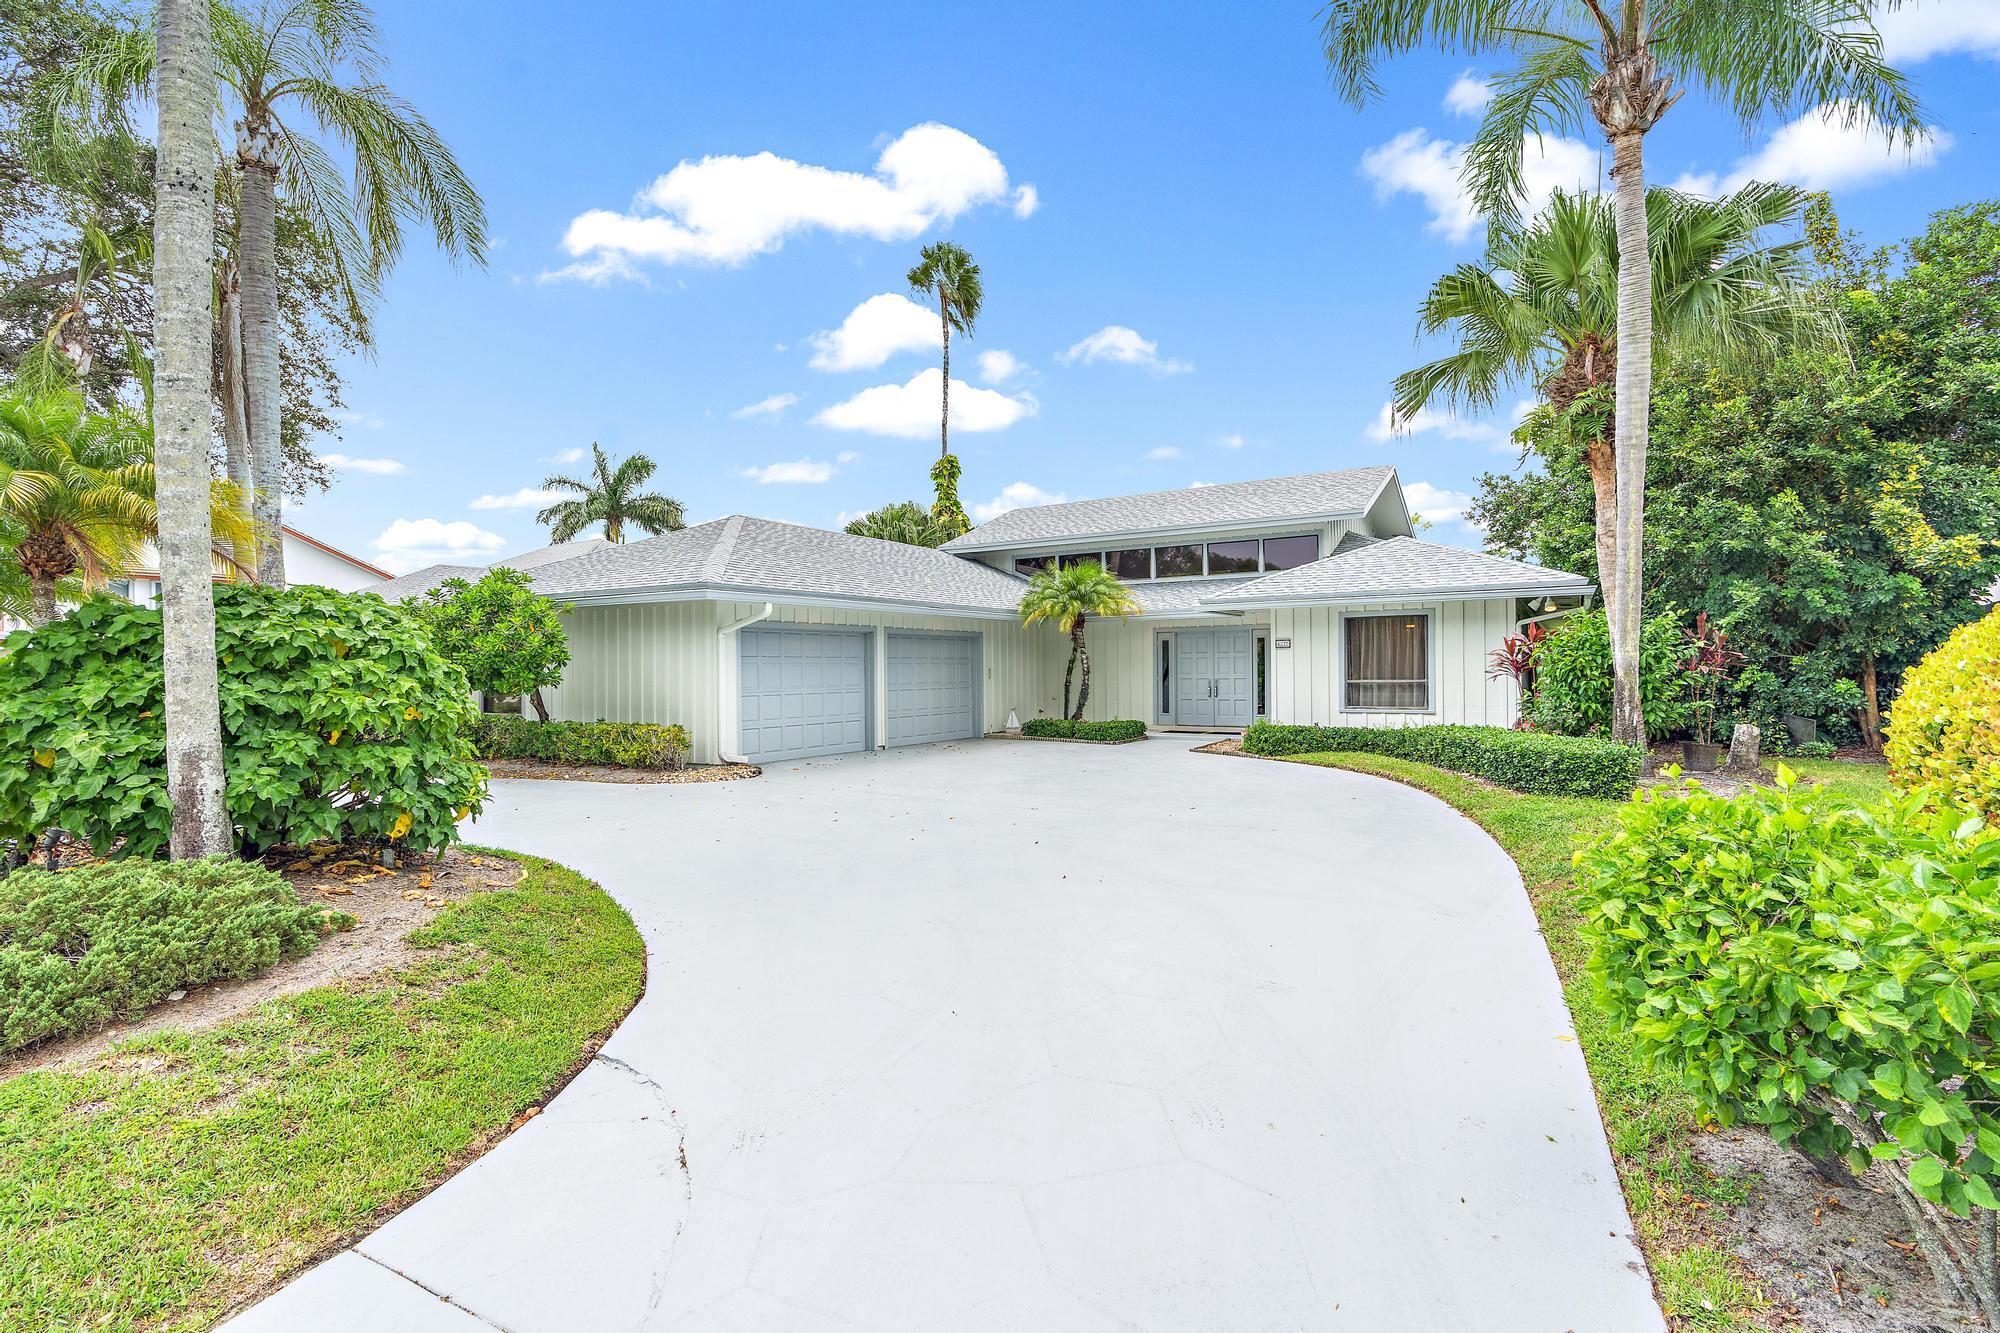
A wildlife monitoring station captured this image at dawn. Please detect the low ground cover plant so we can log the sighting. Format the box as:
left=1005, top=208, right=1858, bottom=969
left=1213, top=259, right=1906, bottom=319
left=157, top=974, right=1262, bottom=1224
left=0, top=859, right=348, bottom=1053
left=472, top=716, right=691, bottom=769
left=1577, top=769, right=2000, bottom=1320
left=1021, top=717, right=1146, bottom=742
left=1242, top=720, right=1638, bottom=799
left=1886, top=605, right=2000, bottom=819
left=0, top=586, right=487, bottom=858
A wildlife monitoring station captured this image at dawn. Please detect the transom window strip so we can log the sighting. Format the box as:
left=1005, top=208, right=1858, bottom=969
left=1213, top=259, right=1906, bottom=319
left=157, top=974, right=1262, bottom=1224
left=1012, top=532, right=1321, bottom=581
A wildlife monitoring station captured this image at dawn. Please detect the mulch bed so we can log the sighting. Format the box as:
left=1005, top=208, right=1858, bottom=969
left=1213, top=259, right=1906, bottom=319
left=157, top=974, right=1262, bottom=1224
left=481, top=757, right=759, bottom=784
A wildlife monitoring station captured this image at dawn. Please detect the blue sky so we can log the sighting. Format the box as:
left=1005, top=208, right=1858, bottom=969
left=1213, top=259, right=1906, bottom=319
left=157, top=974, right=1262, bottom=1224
left=288, top=3, right=2000, bottom=574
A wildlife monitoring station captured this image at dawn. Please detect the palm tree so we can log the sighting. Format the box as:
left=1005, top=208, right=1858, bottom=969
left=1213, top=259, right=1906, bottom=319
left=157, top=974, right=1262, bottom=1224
left=907, top=242, right=981, bottom=539
left=1394, top=182, right=1837, bottom=630
left=0, top=386, right=255, bottom=625
left=1019, top=561, right=1141, bottom=721
left=151, top=0, right=230, bottom=857
left=50, top=0, right=487, bottom=586
left=537, top=443, right=685, bottom=544
left=1322, top=0, right=1920, bottom=746
left=844, top=499, right=948, bottom=548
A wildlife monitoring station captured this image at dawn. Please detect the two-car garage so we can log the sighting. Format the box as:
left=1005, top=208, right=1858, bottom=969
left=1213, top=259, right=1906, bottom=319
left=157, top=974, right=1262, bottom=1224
left=737, top=627, right=980, bottom=763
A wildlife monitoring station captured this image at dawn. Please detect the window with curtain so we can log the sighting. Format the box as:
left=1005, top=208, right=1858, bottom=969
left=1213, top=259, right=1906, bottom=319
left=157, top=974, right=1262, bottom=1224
left=1344, top=614, right=1429, bottom=711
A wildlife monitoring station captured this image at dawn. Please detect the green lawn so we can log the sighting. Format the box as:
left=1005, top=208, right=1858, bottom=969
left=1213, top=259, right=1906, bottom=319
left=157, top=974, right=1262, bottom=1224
left=0, top=851, right=644, bottom=1333
left=1274, top=751, right=1894, bottom=1329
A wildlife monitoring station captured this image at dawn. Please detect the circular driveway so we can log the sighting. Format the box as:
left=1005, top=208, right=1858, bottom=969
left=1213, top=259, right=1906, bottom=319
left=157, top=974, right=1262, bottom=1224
left=228, top=734, right=1663, bottom=1332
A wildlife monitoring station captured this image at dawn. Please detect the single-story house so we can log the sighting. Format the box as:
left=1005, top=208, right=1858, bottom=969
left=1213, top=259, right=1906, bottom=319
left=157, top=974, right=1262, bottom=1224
left=362, top=466, right=1592, bottom=766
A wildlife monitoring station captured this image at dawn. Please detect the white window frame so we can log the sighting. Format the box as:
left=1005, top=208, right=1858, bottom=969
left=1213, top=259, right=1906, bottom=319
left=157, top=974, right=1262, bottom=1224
left=1337, top=608, right=1438, bottom=715
left=1014, top=528, right=1324, bottom=584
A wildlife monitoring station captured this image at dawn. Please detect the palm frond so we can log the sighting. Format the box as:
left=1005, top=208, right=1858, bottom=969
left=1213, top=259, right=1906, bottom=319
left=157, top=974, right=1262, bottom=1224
left=1320, top=0, right=1575, bottom=106
left=1656, top=0, right=1925, bottom=137
left=1463, top=35, right=1597, bottom=222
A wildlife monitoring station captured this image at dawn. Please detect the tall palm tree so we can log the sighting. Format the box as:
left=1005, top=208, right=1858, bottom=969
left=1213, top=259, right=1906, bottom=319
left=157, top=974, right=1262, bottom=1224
left=1019, top=561, right=1141, bottom=721
left=907, top=242, right=982, bottom=539
left=843, top=500, right=949, bottom=548
left=151, top=0, right=230, bottom=857
left=50, top=0, right=487, bottom=587
left=0, top=386, right=255, bottom=625
left=537, top=443, right=685, bottom=544
left=1322, top=0, right=1920, bottom=746
left=1394, top=182, right=1837, bottom=629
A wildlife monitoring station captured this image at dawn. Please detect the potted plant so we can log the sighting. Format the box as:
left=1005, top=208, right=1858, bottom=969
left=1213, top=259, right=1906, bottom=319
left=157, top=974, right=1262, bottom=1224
left=1681, top=612, right=1744, bottom=770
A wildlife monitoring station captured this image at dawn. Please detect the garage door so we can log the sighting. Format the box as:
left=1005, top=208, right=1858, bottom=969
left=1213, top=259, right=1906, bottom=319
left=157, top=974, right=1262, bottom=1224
left=739, top=628, right=869, bottom=762
left=886, top=633, right=978, bottom=746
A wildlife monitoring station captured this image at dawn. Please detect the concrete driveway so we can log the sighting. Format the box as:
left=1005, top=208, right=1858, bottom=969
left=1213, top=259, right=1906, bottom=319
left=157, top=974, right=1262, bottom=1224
left=228, top=734, right=1662, bottom=1332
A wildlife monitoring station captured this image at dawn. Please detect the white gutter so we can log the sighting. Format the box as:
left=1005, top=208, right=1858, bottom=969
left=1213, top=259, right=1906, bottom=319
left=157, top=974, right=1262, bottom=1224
left=717, top=602, right=775, bottom=764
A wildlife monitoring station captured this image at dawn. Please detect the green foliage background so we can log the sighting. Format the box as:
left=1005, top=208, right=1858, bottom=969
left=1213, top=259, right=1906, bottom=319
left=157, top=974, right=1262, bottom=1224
left=410, top=567, right=570, bottom=702
left=1530, top=608, right=1692, bottom=741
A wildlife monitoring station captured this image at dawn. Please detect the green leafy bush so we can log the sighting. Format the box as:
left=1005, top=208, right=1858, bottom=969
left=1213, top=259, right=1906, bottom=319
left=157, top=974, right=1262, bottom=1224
left=0, top=858, right=348, bottom=1053
left=0, top=586, right=487, bottom=858
left=1074, top=719, right=1147, bottom=742
left=1528, top=608, right=1691, bottom=741
left=1576, top=770, right=2000, bottom=1310
left=1242, top=720, right=1639, bottom=799
left=409, top=568, right=570, bottom=721
left=1022, top=717, right=1075, bottom=738
left=471, top=716, right=691, bottom=769
left=1886, top=604, right=2000, bottom=819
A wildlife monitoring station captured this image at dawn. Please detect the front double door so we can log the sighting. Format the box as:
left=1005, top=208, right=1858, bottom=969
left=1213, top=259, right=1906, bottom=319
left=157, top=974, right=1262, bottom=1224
left=1172, top=629, right=1255, bottom=728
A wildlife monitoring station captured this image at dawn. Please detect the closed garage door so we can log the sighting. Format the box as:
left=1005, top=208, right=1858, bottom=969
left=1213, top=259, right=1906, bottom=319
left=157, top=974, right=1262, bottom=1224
left=886, top=633, right=978, bottom=746
left=739, top=628, right=869, bottom=762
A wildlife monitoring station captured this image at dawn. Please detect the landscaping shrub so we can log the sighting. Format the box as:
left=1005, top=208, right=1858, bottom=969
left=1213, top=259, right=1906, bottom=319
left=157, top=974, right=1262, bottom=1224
left=1575, top=770, right=2000, bottom=1314
left=0, top=586, right=488, bottom=858
left=0, top=858, right=347, bottom=1053
left=1885, top=604, right=2000, bottom=819
left=1528, top=608, right=1691, bottom=741
left=1022, top=717, right=1075, bottom=737
left=1074, top=719, right=1147, bottom=742
left=471, top=716, right=691, bottom=769
left=1241, top=719, right=1639, bottom=799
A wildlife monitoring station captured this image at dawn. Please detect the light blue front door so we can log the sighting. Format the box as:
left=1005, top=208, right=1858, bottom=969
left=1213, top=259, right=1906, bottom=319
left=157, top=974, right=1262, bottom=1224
left=738, top=628, right=869, bottom=762
left=1173, top=629, right=1255, bottom=729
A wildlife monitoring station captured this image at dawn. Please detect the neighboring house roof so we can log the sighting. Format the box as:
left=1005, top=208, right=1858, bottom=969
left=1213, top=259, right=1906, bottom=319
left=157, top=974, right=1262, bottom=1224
left=1201, top=534, right=1592, bottom=607
left=362, top=563, right=487, bottom=602
left=528, top=515, right=1035, bottom=616
left=282, top=526, right=390, bottom=580
left=941, top=466, right=1398, bottom=553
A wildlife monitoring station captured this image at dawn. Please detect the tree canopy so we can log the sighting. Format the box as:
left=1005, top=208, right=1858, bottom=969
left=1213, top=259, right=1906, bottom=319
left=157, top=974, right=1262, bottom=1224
left=410, top=567, right=570, bottom=722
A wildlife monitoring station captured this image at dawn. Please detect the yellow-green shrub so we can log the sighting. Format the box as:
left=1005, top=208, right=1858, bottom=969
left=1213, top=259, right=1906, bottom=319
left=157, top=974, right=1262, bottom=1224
left=1886, top=606, right=2000, bottom=817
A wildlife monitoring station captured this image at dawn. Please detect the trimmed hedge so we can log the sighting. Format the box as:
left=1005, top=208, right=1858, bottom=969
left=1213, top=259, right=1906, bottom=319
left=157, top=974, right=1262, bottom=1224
left=1021, top=718, right=1147, bottom=742
left=472, top=716, right=692, bottom=769
left=1241, top=720, right=1639, bottom=799
left=0, top=859, right=349, bottom=1053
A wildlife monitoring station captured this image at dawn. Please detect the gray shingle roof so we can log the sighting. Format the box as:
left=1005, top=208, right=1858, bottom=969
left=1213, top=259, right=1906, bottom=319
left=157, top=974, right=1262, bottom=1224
left=941, top=467, right=1398, bottom=553
left=358, top=563, right=486, bottom=603
left=497, top=536, right=610, bottom=571
left=1127, top=576, right=1259, bottom=615
left=1201, top=535, right=1592, bottom=606
left=527, top=516, right=1035, bottom=615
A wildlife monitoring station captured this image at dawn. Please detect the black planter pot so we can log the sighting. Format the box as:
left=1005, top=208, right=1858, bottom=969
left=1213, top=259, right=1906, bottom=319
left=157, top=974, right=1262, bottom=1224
left=1680, top=740, right=1724, bottom=771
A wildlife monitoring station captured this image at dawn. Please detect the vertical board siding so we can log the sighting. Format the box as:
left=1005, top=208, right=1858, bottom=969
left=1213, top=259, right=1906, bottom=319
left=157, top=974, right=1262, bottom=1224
left=1073, top=617, right=1270, bottom=723
left=1267, top=598, right=1519, bottom=728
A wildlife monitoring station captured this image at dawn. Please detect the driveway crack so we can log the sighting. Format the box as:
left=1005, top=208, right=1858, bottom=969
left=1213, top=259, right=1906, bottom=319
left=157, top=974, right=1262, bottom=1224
left=592, top=1052, right=692, bottom=1318
left=356, top=1251, right=513, bottom=1331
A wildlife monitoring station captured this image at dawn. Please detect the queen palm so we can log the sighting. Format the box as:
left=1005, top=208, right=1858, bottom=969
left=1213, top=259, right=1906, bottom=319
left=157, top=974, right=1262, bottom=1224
left=843, top=500, right=948, bottom=548
left=1019, top=561, right=1141, bottom=722
left=907, top=242, right=982, bottom=539
left=537, top=444, right=685, bottom=545
left=1394, top=182, right=1836, bottom=630
left=1323, top=0, right=1920, bottom=745
left=51, top=0, right=487, bottom=586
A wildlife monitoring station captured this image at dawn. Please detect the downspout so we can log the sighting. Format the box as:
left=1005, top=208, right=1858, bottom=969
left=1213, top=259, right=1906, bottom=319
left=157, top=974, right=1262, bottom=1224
left=718, top=602, right=775, bottom=764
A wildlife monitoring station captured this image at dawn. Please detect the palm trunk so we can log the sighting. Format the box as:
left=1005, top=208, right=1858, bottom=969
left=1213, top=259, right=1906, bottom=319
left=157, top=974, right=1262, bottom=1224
left=938, top=287, right=950, bottom=460
left=154, top=0, right=232, bottom=859
left=219, top=262, right=252, bottom=499
left=1070, top=619, right=1090, bottom=721
left=1585, top=436, right=1619, bottom=633
left=1859, top=655, right=1882, bottom=751
left=1608, top=130, right=1650, bottom=750
left=28, top=576, right=55, bottom=629
left=1062, top=640, right=1076, bottom=719
left=235, top=119, right=285, bottom=588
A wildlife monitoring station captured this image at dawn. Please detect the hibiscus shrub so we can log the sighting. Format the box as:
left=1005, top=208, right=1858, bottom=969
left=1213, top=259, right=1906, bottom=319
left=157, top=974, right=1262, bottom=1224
left=0, top=586, right=487, bottom=857
left=1577, top=769, right=2000, bottom=1300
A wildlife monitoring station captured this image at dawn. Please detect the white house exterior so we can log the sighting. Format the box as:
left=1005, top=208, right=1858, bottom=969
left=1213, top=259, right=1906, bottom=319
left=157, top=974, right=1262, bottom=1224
left=120, top=526, right=389, bottom=604
left=361, top=467, right=1592, bottom=766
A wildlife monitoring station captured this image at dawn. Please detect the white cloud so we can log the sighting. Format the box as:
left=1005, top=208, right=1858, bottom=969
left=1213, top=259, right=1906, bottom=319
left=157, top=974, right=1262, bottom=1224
left=469, top=487, right=564, bottom=511
left=813, top=368, right=1037, bottom=438
left=334, top=409, right=384, bottom=430
left=1444, top=72, right=1492, bottom=116
left=973, top=481, right=1066, bottom=523
left=1012, top=184, right=1040, bottom=218
left=836, top=450, right=860, bottom=464
left=1671, top=101, right=1951, bottom=197
left=740, top=457, right=838, bottom=484
left=976, top=349, right=1026, bottom=385
left=322, top=453, right=405, bottom=475
left=372, top=517, right=506, bottom=574
left=1360, top=128, right=1600, bottom=243
left=1365, top=401, right=1505, bottom=444
left=807, top=293, right=937, bottom=371
left=548, top=447, right=587, bottom=464
left=731, top=392, right=801, bottom=419
left=1215, top=432, right=1245, bottom=450
left=1402, top=480, right=1475, bottom=528
left=1057, top=325, right=1191, bottom=375
left=548, top=123, right=1028, bottom=281
left=1875, top=3, right=2000, bottom=62
left=1145, top=445, right=1181, bottom=460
